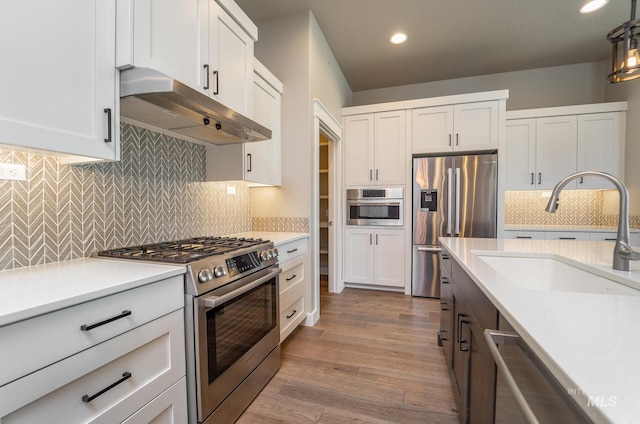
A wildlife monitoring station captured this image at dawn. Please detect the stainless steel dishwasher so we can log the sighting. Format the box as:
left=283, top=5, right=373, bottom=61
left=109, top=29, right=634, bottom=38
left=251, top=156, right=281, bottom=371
left=484, top=316, right=592, bottom=424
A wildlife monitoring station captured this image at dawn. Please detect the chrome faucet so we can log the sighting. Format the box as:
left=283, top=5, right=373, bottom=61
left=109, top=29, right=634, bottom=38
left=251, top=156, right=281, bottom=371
left=545, top=171, right=640, bottom=271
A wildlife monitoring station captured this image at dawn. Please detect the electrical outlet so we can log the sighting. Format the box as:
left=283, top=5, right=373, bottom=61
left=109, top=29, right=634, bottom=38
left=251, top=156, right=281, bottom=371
left=0, top=163, right=27, bottom=181
left=227, top=185, right=236, bottom=195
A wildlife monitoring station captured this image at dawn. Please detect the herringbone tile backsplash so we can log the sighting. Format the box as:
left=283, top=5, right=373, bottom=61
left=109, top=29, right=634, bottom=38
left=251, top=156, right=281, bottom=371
left=0, top=123, right=252, bottom=270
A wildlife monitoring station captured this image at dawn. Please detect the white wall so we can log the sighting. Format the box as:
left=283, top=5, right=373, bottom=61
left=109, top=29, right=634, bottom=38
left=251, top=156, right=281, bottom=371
left=352, top=62, right=607, bottom=110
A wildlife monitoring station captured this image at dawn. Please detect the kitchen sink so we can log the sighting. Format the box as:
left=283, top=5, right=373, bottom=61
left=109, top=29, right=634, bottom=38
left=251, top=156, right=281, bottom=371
left=477, top=255, right=640, bottom=295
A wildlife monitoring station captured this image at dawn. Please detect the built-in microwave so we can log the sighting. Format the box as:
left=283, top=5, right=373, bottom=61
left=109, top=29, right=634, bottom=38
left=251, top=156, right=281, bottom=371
left=346, top=188, right=404, bottom=226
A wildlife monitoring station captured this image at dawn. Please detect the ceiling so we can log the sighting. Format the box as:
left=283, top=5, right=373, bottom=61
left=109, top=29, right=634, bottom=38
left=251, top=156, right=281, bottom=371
left=235, top=0, right=632, bottom=92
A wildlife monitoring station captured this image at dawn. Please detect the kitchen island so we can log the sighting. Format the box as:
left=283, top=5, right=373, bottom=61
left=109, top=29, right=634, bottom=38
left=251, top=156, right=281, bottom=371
left=440, top=237, right=640, bottom=423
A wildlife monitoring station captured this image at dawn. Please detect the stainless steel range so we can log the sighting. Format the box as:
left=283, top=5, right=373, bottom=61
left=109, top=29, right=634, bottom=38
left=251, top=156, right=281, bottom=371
left=98, top=236, right=281, bottom=424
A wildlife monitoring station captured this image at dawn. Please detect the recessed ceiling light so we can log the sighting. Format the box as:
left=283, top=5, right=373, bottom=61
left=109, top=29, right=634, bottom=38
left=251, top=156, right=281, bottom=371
left=580, top=0, right=609, bottom=13
left=390, top=33, right=407, bottom=44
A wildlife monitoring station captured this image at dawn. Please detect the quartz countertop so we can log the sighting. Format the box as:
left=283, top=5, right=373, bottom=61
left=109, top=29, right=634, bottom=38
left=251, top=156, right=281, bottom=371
left=0, top=258, right=185, bottom=327
left=230, top=231, right=309, bottom=246
left=440, top=237, right=640, bottom=423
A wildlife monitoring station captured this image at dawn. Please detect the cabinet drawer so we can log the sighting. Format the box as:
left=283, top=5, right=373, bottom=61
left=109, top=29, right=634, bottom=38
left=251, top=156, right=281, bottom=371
left=0, top=276, right=183, bottom=387
left=503, top=231, right=545, bottom=240
left=280, top=277, right=306, bottom=309
left=0, top=310, right=185, bottom=423
left=280, top=295, right=305, bottom=342
left=122, top=377, right=187, bottom=423
left=279, top=257, right=305, bottom=294
left=277, top=238, right=308, bottom=263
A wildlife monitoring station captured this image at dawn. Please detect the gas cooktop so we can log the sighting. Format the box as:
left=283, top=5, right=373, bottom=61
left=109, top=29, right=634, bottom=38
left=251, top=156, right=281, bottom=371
left=97, top=236, right=270, bottom=264
left=97, top=236, right=279, bottom=296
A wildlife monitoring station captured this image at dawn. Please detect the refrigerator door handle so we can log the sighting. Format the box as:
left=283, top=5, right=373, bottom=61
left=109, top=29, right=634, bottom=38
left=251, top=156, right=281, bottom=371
left=446, top=167, right=453, bottom=235
left=455, top=167, right=461, bottom=235
left=417, top=246, right=442, bottom=252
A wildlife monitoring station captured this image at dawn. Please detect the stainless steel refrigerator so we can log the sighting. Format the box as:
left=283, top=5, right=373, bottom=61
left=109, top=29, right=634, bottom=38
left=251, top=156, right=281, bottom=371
left=412, top=154, right=497, bottom=297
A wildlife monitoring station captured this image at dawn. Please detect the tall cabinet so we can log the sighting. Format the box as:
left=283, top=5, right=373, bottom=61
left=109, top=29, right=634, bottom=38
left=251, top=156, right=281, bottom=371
left=342, top=90, right=509, bottom=294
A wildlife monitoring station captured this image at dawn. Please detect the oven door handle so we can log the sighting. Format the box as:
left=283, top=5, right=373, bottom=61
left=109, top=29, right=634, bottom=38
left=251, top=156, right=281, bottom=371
left=201, top=268, right=282, bottom=309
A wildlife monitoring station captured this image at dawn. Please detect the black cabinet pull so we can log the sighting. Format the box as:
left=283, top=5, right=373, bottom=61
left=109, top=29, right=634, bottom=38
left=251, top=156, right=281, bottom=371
left=82, top=372, right=132, bottom=403
left=103, top=108, right=112, bottom=143
left=287, top=248, right=298, bottom=254
left=458, top=316, right=471, bottom=352
left=213, top=70, right=219, bottom=95
left=441, top=254, right=450, bottom=260
left=538, top=172, right=542, bottom=185
left=440, top=301, right=449, bottom=311
left=559, top=237, right=576, bottom=240
left=286, top=310, right=297, bottom=319
left=80, top=310, right=132, bottom=331
left=203, top=64, right=210, bottom=90
left=455, top=133, right=459, bottom=146
left=246, top=153, right=252, bottom=172
left=441, top=276, right=450, bottom=284
left=516, top=236, right=532, bottom=239
left=530, top=172, right=534, bottom=185
left=285, top=274, right=297, bottom=281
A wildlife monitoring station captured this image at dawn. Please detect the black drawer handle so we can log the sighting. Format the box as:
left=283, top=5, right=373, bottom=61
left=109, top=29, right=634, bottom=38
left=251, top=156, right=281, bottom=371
left=559, top=237, right=576, bottom=240
left=441, top=276, right=450, bottom=284
left=440, top=301, right=449, bottom=311
left=82, top=372, right=132, bottom=403
left=516, top=236, right=532, bottom=239
left=81, top=310, right=132, bottom=331
left=286, top=310, right=297, bottom=319
left=285, top=274, right=297, bottom=281
left=287, top=248, right=298, bottom=254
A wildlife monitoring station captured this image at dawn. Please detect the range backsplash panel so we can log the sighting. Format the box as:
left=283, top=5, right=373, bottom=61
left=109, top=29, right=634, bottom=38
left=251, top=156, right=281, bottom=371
left=0, top=123, right=251, bottom=270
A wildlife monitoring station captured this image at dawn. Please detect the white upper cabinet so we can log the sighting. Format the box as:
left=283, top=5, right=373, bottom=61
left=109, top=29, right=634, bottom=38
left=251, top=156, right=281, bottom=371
left=413, top=101, right=499, bottom=154
left=344, top=111, right=406, bottom=186
left=124, top=0, right=203, bottom=89
left=504, top=119, right=536, bottom=190
left=206, top=1, right=255, bottom=115
left=206, top=59, right=282, bottom=186
left=505, top=103, right=626, bottom=191
left=119, top=0, right=256, bottom=115
left=577, top=112, right=625, bottom=189
left=0, top=0, right=119, bottom=162
left=536, top=115, right=578, bottom=190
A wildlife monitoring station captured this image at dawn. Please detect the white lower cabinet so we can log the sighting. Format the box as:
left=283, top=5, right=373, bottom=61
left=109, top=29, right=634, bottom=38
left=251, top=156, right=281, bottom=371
left=278, top=237, right=309, bottom=342
left=122, top=378, right=187, bottom=424
left=0, top=278, right=186, bottom=423
left=345, top=228, right=405, bottom=288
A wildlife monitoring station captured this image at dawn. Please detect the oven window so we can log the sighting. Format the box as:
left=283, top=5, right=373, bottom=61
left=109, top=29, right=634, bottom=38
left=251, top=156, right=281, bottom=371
left=350, top=204, right=400, bottom=219
left=206, top=278, right=277, bottom=383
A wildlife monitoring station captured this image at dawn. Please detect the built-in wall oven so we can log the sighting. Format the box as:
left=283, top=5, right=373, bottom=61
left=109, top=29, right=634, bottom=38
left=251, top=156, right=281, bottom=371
left=346, top=187, right=404, bottom=226
left=98, top=237, right=281, bottom=424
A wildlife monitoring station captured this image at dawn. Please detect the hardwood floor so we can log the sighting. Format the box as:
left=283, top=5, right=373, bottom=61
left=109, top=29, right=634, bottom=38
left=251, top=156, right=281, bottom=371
left=237, top=283, right=459, bottom=423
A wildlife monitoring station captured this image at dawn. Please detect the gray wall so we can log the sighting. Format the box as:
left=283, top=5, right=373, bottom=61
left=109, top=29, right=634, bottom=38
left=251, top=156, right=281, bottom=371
left=250, top=11, right=352, bottom=219
left=352, top=61, right=607, bottom=110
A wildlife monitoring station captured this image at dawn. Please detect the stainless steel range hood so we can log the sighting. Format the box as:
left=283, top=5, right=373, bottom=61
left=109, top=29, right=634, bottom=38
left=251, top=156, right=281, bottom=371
left=120, top=68, right=271, bottom=145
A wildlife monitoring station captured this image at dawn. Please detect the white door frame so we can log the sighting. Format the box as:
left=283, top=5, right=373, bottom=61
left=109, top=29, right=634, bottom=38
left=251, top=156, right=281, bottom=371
left=307, top=99, right=343, bottom=325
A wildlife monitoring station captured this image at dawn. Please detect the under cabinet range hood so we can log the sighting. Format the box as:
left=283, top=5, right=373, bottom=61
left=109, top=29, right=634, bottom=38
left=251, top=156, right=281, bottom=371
left=120, top=68, right=271, bottom=145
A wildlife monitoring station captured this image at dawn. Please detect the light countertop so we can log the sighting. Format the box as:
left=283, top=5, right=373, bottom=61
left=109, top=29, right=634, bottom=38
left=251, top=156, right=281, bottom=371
left=230, top=231, right=309, bottom=245
left=440, top=237, right=640, bottom=423
left=0, top=258, right=185, bottom=327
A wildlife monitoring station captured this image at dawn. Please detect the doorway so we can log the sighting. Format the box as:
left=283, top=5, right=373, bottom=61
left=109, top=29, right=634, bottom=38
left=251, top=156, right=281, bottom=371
left=308, top=100, right=343, bottom=325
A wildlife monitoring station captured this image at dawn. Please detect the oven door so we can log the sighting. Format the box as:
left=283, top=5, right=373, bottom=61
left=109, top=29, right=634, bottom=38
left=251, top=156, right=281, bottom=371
left=195, top=266, right=281, bottom=422
left=347, top=199, right=404, bottom=226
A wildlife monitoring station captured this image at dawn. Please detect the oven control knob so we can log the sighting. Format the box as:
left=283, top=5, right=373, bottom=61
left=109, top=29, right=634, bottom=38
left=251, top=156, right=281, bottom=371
left=271, top=248, right=279, bottom=258
left=260, top=250, right=271, bottom=261
left=213, top=265, right=227, bottom=278
left=198, top=269, right=213, bottom=283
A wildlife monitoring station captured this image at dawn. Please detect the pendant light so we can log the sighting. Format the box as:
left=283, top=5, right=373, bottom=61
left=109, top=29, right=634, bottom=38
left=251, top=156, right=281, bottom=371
left=607, top=0, right=640, bottom=83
